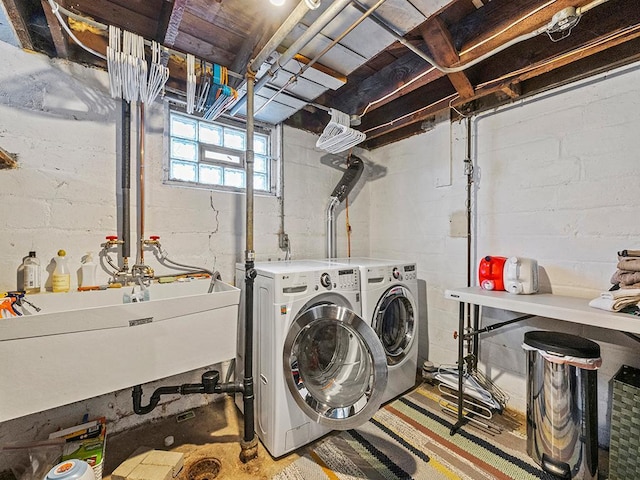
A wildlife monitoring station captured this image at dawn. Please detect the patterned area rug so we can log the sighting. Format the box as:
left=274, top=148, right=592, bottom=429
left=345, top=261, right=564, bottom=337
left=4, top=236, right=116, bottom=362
left=273, top=384, right=556, bottom=480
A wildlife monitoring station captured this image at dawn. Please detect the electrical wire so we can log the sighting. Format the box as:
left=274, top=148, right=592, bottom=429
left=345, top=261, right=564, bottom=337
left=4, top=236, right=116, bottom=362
left=474, top=22, right=640, bottom=90
left=46, top=0, right=106, bottom=60
left=362, top=93, right=458, bottom=135
left=459, top=0, right=557, bottom=57
left=360, top=66, right=437, bottom=117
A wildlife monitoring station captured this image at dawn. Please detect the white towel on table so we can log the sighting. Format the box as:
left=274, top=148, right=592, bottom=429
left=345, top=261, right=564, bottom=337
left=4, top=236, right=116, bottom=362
left=601, top=288, right=640, bottom=300
left=589, top=296, right=640, bottom=312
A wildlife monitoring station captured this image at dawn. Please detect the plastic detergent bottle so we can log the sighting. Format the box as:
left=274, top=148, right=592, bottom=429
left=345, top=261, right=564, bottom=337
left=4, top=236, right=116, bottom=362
left=20, top=251, right=41, bottom=294
left=52, top=249, right=71, bottom=292
left=80, top=252, right=97, bottom=287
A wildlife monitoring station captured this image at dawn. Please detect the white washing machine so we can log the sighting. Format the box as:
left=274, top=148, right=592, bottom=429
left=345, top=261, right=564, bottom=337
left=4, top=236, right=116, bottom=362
left=235, top=260, right=388, bottom=458
left=332, top=258, right=419, bottom=404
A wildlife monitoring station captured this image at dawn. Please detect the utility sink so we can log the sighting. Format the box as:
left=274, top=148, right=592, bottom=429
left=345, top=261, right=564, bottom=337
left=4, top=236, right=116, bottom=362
left=0, top=279, right=240, bottom=422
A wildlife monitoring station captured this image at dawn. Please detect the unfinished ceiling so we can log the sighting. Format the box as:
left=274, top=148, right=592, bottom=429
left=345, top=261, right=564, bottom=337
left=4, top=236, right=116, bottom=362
left=2, top=0, right=639, bottom=149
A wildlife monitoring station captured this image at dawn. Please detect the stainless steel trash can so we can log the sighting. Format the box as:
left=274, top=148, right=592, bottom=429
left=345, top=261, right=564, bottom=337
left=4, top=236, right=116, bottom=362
left=523, top=331, right=601, bottom=480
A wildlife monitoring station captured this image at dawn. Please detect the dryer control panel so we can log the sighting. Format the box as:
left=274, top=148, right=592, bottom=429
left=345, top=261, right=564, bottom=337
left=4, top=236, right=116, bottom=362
left=402, top=264, right=417, bottom=281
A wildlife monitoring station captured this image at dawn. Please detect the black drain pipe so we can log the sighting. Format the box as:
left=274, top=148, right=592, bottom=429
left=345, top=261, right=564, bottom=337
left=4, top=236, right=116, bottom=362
left=132, top=371, right=243, bottom=414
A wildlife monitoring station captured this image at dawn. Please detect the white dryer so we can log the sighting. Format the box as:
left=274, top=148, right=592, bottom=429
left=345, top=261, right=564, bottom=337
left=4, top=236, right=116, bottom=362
left=235, top=260, right=388, bottom=458
left=332, top=258, right=419, bottom=404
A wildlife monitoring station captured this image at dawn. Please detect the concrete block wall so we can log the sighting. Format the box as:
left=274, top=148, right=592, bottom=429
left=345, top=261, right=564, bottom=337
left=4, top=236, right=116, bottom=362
left=368, top=62, right=640, bottom=445
left=0, top=41, right=366, bottom=457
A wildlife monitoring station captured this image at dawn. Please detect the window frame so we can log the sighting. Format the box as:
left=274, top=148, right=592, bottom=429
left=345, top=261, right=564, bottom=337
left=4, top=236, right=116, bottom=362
left=164, top=103, right=279, bottom=196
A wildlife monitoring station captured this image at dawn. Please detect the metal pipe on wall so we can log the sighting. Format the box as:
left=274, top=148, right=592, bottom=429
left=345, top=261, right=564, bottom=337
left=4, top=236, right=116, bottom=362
left=249, top=1, right=311, bottom=73
left=121, top=100, right=131, bottom=261
left=326, top=196, right=340, bottom=258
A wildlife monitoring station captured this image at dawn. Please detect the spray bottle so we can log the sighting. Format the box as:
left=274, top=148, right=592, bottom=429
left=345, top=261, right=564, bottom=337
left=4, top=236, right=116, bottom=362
left=52, top=250, right=71, bottom=292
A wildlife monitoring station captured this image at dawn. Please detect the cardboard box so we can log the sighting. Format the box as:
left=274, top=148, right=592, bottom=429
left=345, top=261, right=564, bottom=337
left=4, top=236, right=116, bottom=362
left=50, top=417, right=107, bottom=480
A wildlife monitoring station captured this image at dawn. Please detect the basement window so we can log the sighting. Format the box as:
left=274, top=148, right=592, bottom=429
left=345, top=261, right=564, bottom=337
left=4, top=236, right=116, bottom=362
left=166, top=110, right=277, bottom=194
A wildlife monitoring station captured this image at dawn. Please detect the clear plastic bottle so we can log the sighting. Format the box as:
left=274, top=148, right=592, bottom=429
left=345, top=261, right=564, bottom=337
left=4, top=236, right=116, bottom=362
left=80, top=252, right=97, bottom=287
left=52, top=249, right=71, bottom=293
left=20, top=251, right=41, bottom=294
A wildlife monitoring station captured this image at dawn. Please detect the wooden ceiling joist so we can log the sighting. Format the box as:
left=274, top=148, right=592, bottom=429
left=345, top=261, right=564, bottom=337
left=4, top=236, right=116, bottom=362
left=453, top=0, right=604, bottom=62
left=41, top=0, right=69, bottom=58
left=157, top=0, right=187, bottom=46
left=420, top=16, right=474, bottom=98
left=331, top=50, right=445, bottom=115
left=2, top=0, right=33, bottom=50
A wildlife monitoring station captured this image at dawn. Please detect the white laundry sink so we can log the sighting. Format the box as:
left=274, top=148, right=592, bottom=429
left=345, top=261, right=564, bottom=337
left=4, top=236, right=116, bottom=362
left=0, top=279, right=240, bottom=422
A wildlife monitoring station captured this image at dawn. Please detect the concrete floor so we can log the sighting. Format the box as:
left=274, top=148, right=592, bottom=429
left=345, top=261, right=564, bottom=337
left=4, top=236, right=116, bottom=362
left=103, top=396, right=296, bottom=480
left=103, top=384, right=611, bottom=480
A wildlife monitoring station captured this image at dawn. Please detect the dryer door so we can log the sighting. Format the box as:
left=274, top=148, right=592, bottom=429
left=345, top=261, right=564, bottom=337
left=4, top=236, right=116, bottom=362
left=283, top=304, right=388, bottom=430
left=373, top=285, right=417, bottom=366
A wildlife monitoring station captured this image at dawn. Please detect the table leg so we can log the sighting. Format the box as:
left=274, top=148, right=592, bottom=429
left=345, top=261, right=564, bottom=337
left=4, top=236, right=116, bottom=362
left=450, top=301, right=466, bottom=435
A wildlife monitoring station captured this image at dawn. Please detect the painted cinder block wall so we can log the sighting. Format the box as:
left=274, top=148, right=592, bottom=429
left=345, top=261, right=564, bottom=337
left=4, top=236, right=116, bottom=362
left=368, top=62, right=640, bottom=445
left=0, top=41, right=368, bottom=454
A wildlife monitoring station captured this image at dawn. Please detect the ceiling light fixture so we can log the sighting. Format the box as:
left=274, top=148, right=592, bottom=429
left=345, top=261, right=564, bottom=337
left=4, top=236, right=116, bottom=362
left=270, top=0, right=285, bottom=5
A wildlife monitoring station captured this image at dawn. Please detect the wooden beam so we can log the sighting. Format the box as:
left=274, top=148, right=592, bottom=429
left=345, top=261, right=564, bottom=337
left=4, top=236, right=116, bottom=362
left=420, top=16, right=474, bottom=98
left=0, top=146, right=18, bottom=170
left=156, top=0, right=187, bottom=46
left=358, top=76, right=457, bottom=139
left=361, top=122, right=425, bottom=150
left=67, top=0, right=158, bottom=39
left=2, top=0, right=33, bottom=50
left=500, top=82, right=521, bottom=99
left=331, top=49, right=445, bottom=115
left=452, top=0, right=598, bottom=62
left=41, top=0, right=69, bottom=58
left=360, top=10, right=640, bottom=148
left=474, top=0, right=640, bottom=90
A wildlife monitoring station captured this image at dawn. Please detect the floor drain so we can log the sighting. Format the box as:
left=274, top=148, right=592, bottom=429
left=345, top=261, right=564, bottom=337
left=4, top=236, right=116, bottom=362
left=187, top=458, right=222, bottom=480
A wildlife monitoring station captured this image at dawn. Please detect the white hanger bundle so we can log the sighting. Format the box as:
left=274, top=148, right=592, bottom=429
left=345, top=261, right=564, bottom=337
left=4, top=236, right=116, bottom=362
left=107, top=26, right=168, bottom=104
left=140, top=41, right=169, bottom=104
left=107, top=25, right=122, bottom=99
left=316, top=109, right=366, bottom=154
left=121, top=30, right=145, bottom=102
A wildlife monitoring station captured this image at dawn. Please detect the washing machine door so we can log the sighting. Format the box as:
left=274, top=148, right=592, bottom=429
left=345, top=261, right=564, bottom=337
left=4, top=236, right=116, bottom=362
left=373, top=285, right=416, bottom=366
left=283, top=304, right=388, bottom=430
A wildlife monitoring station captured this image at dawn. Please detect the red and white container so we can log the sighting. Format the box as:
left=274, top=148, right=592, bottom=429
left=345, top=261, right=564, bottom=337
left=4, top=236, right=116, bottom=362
left=478, top=256, right=507, bottom=291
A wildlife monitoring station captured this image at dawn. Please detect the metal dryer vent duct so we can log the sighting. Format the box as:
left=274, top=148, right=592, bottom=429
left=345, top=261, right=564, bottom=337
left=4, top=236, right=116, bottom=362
left=326, top=156, right=364, bottom=258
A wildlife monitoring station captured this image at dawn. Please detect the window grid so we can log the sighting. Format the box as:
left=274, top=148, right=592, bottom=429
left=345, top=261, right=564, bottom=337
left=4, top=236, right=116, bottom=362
left=168, top=112, right=273, bottom=193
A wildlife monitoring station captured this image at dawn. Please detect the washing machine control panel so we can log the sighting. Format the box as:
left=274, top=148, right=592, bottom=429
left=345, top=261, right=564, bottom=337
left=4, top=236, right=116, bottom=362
left=336, top=268, right=359, bottom=290
left=311, top=268, right=359, bottom=291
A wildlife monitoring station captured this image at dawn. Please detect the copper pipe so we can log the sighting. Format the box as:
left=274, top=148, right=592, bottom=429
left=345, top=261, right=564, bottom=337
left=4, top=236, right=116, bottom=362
left=138, top=102, right=145, bottom=267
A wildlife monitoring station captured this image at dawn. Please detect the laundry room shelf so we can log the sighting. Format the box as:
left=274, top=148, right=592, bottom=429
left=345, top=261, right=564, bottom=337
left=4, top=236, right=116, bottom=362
left=445, top=287, right=640, bottom=334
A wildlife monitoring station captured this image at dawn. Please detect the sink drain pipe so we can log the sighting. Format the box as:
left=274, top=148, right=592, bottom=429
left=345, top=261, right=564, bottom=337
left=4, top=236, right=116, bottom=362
left=132, top=371, right=242, bottom=415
